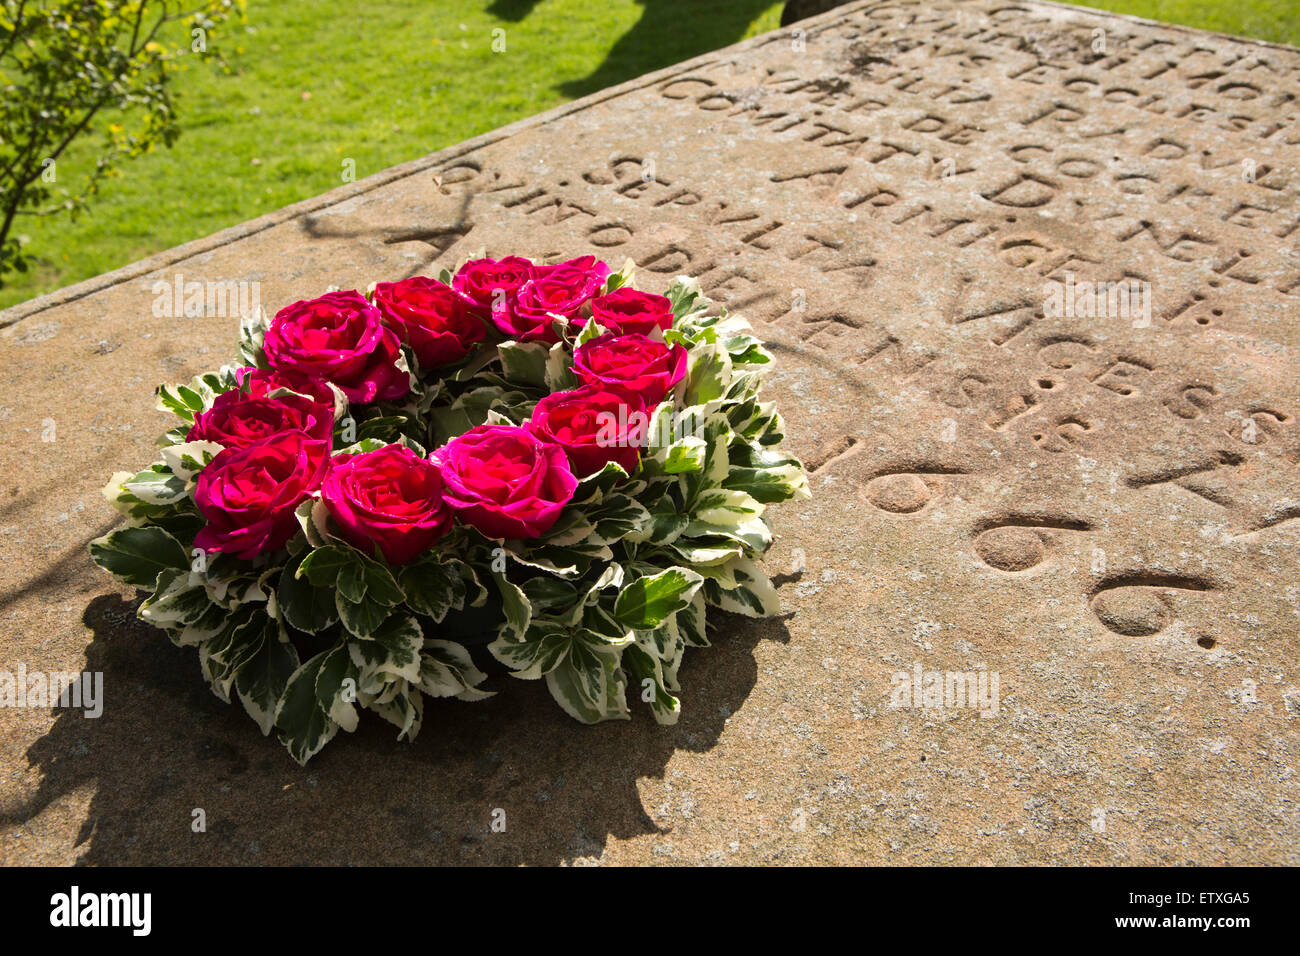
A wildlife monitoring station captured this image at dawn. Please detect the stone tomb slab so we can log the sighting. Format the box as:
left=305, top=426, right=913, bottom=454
left=1, top=0, right=1298, bottom=864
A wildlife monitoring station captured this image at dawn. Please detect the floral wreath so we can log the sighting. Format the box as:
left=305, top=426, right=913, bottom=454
left=91, top=254, right=810, bottom=763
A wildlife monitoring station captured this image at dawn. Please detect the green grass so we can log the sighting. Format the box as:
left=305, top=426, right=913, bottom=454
left=2, top=0, right=1294, bottom=311
left=1072, top=0, right=1297, bottom=47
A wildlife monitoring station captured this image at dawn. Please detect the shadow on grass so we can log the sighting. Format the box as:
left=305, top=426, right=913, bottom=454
left=4, top=592, right=786, bottom=865
left=548, top=0, right=782, bottom=99
left=487, top=0, right=547, bottom=21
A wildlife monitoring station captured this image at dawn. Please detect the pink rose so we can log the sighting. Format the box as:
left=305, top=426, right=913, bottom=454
left=187, top=385, right=334, bottom=452
left=264, top=291, right=409, bottom=405
left=528, top=255, right=607, bottom=282
left=433, top=424, right=577, bottom=540
left=586, top=288, right=674, bottom=336
left=572, top=332, right=687, bottom=406
left=235, top=366, right=337, bottom=407
left=372, top=276, right=488, bottom=371
left=451, top=255, right=534, bottom=332
left=320, top=443, right=451, bottom=565
left=194, top=433, right=329, bottom=560
left=527, top=385, right=646, bottom=478
left=504, top=256, right=611, bottom=343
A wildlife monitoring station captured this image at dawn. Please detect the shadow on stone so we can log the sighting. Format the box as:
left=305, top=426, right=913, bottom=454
left=6, top=592, right=783, bottom=864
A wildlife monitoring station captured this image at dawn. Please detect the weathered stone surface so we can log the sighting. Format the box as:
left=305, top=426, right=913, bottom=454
left=2, top=0, right=1299, bottom=865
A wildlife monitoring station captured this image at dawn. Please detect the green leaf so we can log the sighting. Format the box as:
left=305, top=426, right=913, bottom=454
left=544, top=635, right=629, bottom=724
left=614, top=566, right=704, bottom=630
left=200, top=608, right=268, bottom=690
left=685, top=514, right=773, bottom=552
left=578, top=614, right=632, bottom=655
left=276, top=651, right=339, bottom=765
left=684, top=341, right=732, bottom=406
left=139, top=568, right=214, bottom=628
left=239, top=308, right=270, bottom=368
left=724, top=333, right=770, bottom=365
left=691, top=488, right=764, bottom=527
left=334, top=437, right=389, bottom=457
left=155, top=382, right=205, bottom=422
left=544, top=340, right=577, bottom=392
left=356, top=415, right=410, bottom=444
left=349, top=614, right=423, bottom=691
left=399, top=557, right=464, bottom=623
left=419, top=639, right=491, bottom=700
left=171, top=600, right=233, bottom=648
left=703, top=557, right=781, bottom=617
left=234, top=627, right=300, bottom=736
left=448, top=557, right=488, bottom=608
left=123, top=467, right=189, bottom=506
left=642, top=496, right=689, bottom=544
left=337, top=592, right=390, bottom=639
left=300, top=545, right=403, bottom=636
left=521, top=577, right=581, bottom=613
left=429, top=385, right=533, bottom=443
left=723, top=442, right=811, bottom=503
left=665, top=275, right=706, bottom=323
left=670, top=537, right=743, bottom=569
left=602, top=258, right=636, bottom=293
left=90, top=525, right=189, bottom=588
left=337, top=560, right=366, bottom=603
left=370, top=680, right=424, bottom=741
left=625, top=642, right=681, bottom=725
left=700, top=423, right=732, bottom=486
left=494, top=573, right=532, bottom=640
left=506, top=541, right=607, bottom=578
left=315, top=643, right=360, bottom=732
left=489, top=620, right=574, bottom=679
left=588, top=495, right=652, bottom=544
left=277, top=552, right=339, bottom=634
left=297, top=545, right=352, bottom=587
left=571, top=460, right=630, bottom=504
left=677, top=591, right=709, bottom=648
left=498, top=341, right=549, bottom=386
left=663, top=437, right=707, bottom=473
left=160, top=440, right=223, bottom=481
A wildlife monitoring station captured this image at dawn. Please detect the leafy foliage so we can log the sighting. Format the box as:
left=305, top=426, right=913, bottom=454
left=0, top=0, right=243, bottom=282
left=91, top=265, right=809, bottom=763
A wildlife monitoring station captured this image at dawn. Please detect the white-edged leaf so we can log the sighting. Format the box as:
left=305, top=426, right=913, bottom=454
left=614, top=566, right=704, bottom=630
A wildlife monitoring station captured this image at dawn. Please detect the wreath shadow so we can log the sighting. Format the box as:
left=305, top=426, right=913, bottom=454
left=11, top=591, right=785, bottom=865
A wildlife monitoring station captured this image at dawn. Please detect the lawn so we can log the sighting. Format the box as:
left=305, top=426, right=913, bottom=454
left=1075, top=0, right=1296, bottom=47
left=2, top=0, right=1295, bottom=311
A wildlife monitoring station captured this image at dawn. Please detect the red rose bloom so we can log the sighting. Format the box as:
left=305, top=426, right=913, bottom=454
left=235, top=366, right=337, bottom=407
left=587, top=288, right=674, bottom=336
left=320, top=443, right=452, bottom=565
left=188, top=386, right=334, bottom=452
left=529, top=255, right=607, bottom=282
left=193, top=433, right=329, bottom=559
left=572, top=332, right=688, bottom=406
left=526, top=385, right=646, bottom=478
left=503, top=256, right=612, bottom=343
left=264, top=291, right=409, bottom=405
left=452, top=256, right=534, bottom=332
left=433, top=424, right=577, bottom=540
left=372, top=276, right=488, bottom=371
